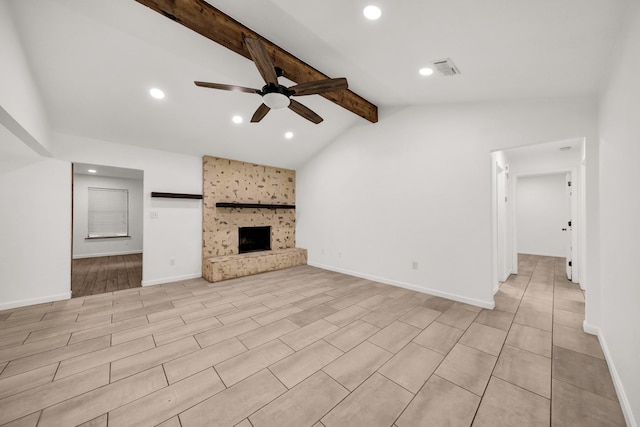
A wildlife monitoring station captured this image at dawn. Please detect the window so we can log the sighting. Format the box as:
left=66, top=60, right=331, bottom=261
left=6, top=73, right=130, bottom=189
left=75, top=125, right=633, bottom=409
left=87, top=187, right=129, bottom=238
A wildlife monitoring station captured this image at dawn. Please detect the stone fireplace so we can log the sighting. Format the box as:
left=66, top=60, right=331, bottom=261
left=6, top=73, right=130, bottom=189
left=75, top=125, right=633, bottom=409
left=201, top=156, right=307, bottom=282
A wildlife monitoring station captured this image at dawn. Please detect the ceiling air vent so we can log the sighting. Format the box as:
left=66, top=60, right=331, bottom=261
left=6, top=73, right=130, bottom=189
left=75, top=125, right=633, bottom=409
left=433, top=58, right=461, bottom=76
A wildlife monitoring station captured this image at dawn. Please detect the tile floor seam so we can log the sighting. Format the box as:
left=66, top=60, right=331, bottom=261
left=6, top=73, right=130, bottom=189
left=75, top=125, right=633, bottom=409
left=320, top=338, right=345, bottom=356
left=550, top=359, right=620, bottom=403
left=151, top=331, right=159, bottom=348
left=392, top=374, right=463, bottom=426
left=492, top=369, right=553, bottom=402
left=456, top=340, right=505, bottom=359
left=9, top=366, right=112, bottom=425
left=551, top=376, right=621, bottom=404
left=161, top=363, right=171, bottom=388
left=275, top=337, right=297, bottom=354
left=498, top=342, right=551, bottom=360
left=128, top=368, right=221, bottom=424
left=513, top=318, right=553, bottom=333
left=265, top=366, right=290, bottom=391
left=376, top=366, right=424, bottom=397
left=313, top=371, right=369, bottom=425
left=239, top=370, right=294, bottom=423
left=469, top=262, right=532, bottom=426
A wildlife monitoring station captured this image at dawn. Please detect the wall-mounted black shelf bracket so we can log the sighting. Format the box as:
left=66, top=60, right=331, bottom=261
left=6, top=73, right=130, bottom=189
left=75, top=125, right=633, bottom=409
left=151, top=192, right=203, bottom=199
left=215, top=202, right=295, bottom=210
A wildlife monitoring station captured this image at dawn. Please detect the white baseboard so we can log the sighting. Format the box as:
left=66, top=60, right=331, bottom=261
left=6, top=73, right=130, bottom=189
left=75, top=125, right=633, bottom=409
left=583, top=321, right=637, bottom=427
left=73, top=250, right=143, bottom=259
left=141, top=273, right=202, bottom=287
left=0, top=292, right=72, bottom=311
left=308, top=262, right=495, bottom=309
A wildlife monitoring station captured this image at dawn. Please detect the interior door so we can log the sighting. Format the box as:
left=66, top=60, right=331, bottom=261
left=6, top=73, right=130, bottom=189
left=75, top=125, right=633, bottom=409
left=565, top=172, right=572, bottom=280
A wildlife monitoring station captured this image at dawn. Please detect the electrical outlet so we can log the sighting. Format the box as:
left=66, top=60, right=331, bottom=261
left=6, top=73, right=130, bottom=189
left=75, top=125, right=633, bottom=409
left=338, top=252, right=342, bottom=258
left=150, top=211, right=159, bottom=219
left=412, top=261, right=419, bottom=270
left=169, top=259, right=175, bottom=266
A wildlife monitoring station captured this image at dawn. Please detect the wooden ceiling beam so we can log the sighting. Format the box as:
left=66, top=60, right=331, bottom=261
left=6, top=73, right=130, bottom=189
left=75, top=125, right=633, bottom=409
left=134, top=0, right=378, bottom=123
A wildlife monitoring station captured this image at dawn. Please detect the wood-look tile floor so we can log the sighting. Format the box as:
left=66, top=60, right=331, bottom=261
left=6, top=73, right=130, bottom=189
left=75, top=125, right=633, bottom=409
left=72, top=254, right=142, bottom=298
left=0, top=255, right=626, bottom=426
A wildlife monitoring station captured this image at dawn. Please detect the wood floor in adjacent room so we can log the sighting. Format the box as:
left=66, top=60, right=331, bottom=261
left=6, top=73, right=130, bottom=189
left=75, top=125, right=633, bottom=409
left=0, top=255, right=625, bottom=426
left=72, top=254, right=142, bottom=298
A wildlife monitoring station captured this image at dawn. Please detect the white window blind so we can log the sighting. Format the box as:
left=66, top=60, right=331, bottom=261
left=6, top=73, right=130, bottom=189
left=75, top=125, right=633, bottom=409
left=88, top=187, right=129, bottom=238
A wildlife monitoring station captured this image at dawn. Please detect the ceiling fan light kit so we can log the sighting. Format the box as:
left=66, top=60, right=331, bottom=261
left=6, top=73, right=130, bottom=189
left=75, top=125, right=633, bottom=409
left=195, top=37, right=348, bottom=124
left=263, top=91, right=291, bottom=110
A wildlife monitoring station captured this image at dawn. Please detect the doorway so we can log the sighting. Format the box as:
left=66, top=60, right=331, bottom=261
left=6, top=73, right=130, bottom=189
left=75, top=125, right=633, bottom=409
left=515, top=172, right=572, bottom=276
left=71, top=163, right=144, bottom=297
left=491, top=138, right=585, bottom=292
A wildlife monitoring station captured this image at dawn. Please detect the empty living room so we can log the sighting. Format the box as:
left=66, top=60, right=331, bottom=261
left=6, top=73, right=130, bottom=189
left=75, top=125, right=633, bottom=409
left=1, top=0, right=638, bottom=426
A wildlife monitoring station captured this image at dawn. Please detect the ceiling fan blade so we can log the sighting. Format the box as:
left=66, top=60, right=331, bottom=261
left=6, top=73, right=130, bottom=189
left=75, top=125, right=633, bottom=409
left=194, top=81, right=261, bottom=94
left=288, top=99, right=323, bottom=124
left=251, top=103, right=271, bottom=122
left=244, top=38, right=279, bottom=85
left=289, top=78, right=348, bottom=96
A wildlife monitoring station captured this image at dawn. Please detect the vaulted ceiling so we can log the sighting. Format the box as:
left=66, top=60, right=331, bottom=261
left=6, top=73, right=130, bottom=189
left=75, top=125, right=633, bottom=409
left=7, top=0, right=629, bottom=168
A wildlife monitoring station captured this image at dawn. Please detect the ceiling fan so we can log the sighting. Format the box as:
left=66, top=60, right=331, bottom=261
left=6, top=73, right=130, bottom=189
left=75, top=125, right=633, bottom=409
left=195, top=38, right=348, bottom=124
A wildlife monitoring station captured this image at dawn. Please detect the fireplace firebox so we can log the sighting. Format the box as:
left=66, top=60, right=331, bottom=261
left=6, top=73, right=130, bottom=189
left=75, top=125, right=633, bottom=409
left=238, top=226, right=271, bottom=254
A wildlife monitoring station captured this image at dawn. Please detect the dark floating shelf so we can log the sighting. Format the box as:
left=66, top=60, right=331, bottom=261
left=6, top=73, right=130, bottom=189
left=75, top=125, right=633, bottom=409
left=216, top=202, right=295, bottom=210
left=151, top=192, right=203, bottom=199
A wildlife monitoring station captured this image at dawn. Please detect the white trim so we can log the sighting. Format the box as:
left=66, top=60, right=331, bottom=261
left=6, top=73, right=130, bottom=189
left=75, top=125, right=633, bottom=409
left=582, top=320, right=599, bottom=336
left=583, top=321, right=637, bottom=427
left=141, top=273, right=202, bottom=287
left=0, top=292, right=71, bottom=311
left=72, top=250, right=143, bottom=259
left=309, top=262, right=495, bottom=309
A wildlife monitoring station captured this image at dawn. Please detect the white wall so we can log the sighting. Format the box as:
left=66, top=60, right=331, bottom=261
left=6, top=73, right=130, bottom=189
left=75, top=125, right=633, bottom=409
left=73, top=174, right=143, bottom=258
left=297, top=97, right=598, bottom=308
left=0, top=3, right=67, bottom=310
left=0, top=2, right=51, bottom=156
left=516, top=174, right=568, bottom=257
left=0, top=128, right=71, bottom=310
left=595, top=1, right=640, bottom=425
left=0, top=8, right=202, bottom=305
left=53, top=133, right=202, bottom=286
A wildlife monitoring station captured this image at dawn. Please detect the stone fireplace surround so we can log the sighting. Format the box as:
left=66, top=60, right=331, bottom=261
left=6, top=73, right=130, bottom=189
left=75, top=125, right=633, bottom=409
left=202, top=156, right=307, bottom=282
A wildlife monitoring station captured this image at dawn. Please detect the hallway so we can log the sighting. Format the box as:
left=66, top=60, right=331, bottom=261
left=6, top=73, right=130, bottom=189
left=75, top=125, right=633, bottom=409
left=487, top=254, right=625, bottom=426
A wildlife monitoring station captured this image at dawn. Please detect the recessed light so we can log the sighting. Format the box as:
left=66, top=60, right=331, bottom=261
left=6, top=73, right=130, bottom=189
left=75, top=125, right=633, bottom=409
left=363, top=5, right=382, bottom=20
left=88, top=169, right=97, bottom=174
left=419, top=67, right=434, bottom=76
left=232, top=115, right=243, bottom=124
left=284, top=131, right=294, bottom=139
left=149, top=88, right=165, bottom=99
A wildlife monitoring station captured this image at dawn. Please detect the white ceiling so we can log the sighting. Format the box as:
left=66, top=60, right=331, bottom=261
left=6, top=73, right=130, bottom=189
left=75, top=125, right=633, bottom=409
left=502, top=137, right=584, bottom=169
left=8, top=0, right=629, bottom=169
left=74, top=163, right=144, bottom=180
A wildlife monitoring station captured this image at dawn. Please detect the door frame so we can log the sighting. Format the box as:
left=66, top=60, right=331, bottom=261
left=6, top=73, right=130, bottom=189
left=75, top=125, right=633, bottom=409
left=491, top=141, right=586, bottom=295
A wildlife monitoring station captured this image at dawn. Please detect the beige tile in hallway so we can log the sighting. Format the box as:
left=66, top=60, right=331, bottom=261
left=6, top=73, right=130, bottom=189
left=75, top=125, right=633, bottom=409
left=0, top=256, right=625, bottom=426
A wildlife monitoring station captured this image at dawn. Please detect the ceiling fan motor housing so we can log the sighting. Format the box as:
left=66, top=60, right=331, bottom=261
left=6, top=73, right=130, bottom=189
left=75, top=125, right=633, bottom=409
left=262, top=84, right=292, bottom=109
